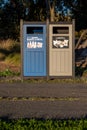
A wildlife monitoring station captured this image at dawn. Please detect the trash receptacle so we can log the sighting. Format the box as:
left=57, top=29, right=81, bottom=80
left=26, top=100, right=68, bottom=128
left=49, top=20, right=75, bottom=77
left=21, top=21, right=47, bottom=77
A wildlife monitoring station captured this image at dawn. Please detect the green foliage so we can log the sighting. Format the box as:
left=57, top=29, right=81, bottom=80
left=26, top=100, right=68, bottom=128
left=0, top=0, right=87, bottom=39
left=0, top=69, right=20, bottom=77
left=65, top=0, right=87, bottom=30
left=0, top=119, right=87, bottom=130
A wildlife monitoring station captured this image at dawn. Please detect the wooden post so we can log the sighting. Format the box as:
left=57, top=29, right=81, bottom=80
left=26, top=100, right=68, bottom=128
left=20, top=19, right=23, bottom=81
left=46, top=18, right=49, bottom=80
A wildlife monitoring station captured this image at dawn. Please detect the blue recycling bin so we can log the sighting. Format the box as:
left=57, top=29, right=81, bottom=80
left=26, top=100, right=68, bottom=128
left=23, top=24, right=47, bottom=77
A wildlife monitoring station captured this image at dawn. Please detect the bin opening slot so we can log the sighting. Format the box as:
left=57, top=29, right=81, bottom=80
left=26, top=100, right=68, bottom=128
left=27, top=27, right=43, bottom=34
left=53, top=27, right=69, bottom=34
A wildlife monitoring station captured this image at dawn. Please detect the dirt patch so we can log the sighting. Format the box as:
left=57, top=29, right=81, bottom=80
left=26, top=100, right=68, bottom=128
left=0, top=61, right=20, bottom=73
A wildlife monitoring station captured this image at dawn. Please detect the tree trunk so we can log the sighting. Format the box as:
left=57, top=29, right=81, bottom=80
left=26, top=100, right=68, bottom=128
left=75, top=29, right=87, bottom=49
left=50, top=4, right=55, bottom=22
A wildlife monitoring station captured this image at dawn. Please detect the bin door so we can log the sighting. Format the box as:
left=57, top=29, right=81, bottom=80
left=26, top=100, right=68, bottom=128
left=49, top=25, right=73, bottom=76
left=23, top=25, right=46, bottom=76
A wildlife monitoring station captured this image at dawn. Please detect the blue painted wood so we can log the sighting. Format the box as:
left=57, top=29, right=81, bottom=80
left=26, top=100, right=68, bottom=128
left=23, top=25, right=46, bottom=76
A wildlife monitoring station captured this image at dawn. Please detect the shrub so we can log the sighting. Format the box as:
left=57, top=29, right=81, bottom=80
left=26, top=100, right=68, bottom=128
left=0, top=39, right=20, bottom=53
left=5, top=53, right=21, bottom=66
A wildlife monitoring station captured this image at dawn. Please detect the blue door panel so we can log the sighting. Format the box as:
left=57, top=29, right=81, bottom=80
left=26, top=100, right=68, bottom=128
left=24, top=51, right=46, bottom=76
left=23, top=25, right=46, bottom=76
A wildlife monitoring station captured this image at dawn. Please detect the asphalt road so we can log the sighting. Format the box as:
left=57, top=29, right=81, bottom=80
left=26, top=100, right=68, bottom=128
left=0, top=83, right=87, bottom=119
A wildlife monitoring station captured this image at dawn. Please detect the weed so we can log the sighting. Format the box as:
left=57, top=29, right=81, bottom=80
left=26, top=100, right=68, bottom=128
left=0, top=69, right=20, bottom=77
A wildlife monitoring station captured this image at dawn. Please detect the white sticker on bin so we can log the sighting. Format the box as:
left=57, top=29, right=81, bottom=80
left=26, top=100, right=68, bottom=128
left=27, top=36, right=43, bottom=48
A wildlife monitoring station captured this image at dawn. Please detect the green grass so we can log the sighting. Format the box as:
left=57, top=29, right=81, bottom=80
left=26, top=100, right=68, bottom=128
left=0, top=39, right=20, bottom=65
left=0, top=96, right=79, bottom=101
left=0, top=69, right=20, bottom=77
left=0, top=119, right=87, bottom=130
left=0, top=76, right=87, bottom=83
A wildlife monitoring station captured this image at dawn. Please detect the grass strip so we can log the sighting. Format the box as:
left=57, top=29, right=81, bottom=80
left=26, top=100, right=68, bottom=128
left=0, top=96, right=79, bottom=101
left=0, top=119, right=87, bottom=130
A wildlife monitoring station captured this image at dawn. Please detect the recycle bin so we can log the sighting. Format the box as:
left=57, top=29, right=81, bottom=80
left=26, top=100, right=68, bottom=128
left=49, top=21, right=75, bottom=77
left=21, top=21, right=47, bottom=77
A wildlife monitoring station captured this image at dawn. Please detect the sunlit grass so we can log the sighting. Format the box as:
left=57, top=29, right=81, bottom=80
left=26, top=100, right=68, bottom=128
left=0, top=39, right=20, bottom=52
left=5, top=53, right=21, bottom=66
